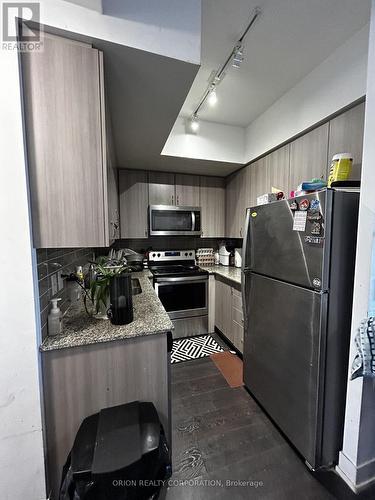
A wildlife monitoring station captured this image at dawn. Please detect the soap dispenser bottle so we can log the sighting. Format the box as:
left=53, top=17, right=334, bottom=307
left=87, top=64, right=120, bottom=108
left=48, top=298, right=62, bottom=336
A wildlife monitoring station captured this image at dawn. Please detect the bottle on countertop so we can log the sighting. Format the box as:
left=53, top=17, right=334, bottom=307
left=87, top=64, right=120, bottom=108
left=48, top=298, right=62, bottom=336
left=76, top=265, right=84, bottom=282
left=214, top=251, right=220, bottom=265
left=229, top=251, right=235, bottom=267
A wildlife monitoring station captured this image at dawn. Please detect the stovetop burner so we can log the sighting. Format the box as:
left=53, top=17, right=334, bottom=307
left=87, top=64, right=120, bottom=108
left=148, top=250, right=208, bottom=278
left=150, top=264, right=207, bottom=278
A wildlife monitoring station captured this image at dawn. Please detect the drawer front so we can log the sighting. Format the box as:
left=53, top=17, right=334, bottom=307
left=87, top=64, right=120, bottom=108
left=232, top=289, right=243, bottom=310
left=232, top=305, right=244, bottom=325
left=232, top=320, right=244, bottom=352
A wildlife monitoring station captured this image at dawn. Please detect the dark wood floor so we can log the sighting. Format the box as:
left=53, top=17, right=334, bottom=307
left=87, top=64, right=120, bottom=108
left=166, top=355, right=360, bottom=500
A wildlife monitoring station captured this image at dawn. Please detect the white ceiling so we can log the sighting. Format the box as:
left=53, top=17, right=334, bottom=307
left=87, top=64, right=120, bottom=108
left=73, top=0, right=371, bottom=176
left=181, top=0, right=371, bottom=127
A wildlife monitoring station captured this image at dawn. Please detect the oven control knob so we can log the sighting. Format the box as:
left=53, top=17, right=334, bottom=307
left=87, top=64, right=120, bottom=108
left=152, top=253, right=156, bottom=258
left=189, top=252, right=192, bottom=256
left=157, top=253, right=161, bottom=257
left=185, top=252, right=188, bottom=256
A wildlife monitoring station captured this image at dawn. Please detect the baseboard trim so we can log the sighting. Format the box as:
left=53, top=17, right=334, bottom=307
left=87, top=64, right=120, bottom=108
left=337, top=451, right=375, bottom=493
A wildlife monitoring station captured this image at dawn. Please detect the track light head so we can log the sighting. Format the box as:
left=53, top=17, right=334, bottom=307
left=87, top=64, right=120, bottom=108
left=207, top=88, right=218, bottom=106
left=190, top=114, right=199, bottom=132
left=232, top=44, right=244, bottom=69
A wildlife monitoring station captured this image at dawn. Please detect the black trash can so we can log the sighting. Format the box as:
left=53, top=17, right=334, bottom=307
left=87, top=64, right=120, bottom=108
left=60, top=401, right=171, bottom=500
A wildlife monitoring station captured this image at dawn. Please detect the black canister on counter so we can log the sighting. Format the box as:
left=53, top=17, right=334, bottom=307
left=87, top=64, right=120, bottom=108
left=107, top=272, right=134, bottom=325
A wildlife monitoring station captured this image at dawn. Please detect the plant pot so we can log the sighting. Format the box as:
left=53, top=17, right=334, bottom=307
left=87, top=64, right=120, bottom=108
left=93, top=295, right=110, bottom=319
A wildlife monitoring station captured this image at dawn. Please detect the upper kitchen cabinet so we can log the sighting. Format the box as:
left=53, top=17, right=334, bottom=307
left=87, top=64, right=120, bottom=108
left=265, top=145, right=290, bottom=197
left=289, top=124, right=329, bottom=192
left=22, top=33, right=112, bottom=248
left=148, top=172, right=175, bottom=205
left=249, top=157, right=268, bottom=207
left=328, top=102, right=365, bottom=180
left=148, top=172, right=200, bottom=206
left=175, top=174, right=200, bottom=206
left=200, top=176, right=225, bottom=238
left=249, top=145, right=290, bottom=206
left=226, top=167, right=250, bottom=238
left=119, top=170, right=149, bottom=238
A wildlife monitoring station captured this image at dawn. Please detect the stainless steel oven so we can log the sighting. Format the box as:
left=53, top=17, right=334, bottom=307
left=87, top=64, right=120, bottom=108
left=154, top=275, right=208, bottom=320
left=149, top=250, right=208, bottom=338
left=149, top=205, right=201, bottom=236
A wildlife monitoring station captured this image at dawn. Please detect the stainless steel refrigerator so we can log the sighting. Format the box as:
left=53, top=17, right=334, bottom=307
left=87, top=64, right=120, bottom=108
left=242, top=188, right=359, bottom=470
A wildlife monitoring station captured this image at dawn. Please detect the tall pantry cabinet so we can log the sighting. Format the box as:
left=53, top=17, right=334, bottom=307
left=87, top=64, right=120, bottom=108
left=22, top=33, right=117, bottom=248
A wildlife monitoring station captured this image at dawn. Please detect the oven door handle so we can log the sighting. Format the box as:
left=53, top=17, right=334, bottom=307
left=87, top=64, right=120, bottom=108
left=191, top=211, right=195, bottom=231
left=154, top=276, right=208, bottom=283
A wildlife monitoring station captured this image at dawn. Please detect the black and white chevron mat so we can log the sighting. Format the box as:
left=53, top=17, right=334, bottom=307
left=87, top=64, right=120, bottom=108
left=171, top=334, right=224, bottom=364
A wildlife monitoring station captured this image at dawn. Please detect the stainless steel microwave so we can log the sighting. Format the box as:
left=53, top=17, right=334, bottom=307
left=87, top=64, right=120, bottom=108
left=149, top=205, right=201, bottom=236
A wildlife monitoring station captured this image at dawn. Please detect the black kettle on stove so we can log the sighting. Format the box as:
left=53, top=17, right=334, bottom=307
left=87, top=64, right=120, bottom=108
left=107, top=272, right=134, bottom=325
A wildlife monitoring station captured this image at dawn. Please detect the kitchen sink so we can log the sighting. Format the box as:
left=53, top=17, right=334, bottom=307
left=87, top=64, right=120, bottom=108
left=131, top=278, right=142, bottom=295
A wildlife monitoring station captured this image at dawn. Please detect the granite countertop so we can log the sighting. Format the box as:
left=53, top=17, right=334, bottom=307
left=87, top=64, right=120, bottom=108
left=40, top=270, right=173, bottom=352
left=201, top=265, right=242, bottom=285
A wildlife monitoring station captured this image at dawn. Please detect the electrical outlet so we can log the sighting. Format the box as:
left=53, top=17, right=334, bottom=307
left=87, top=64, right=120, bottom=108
left=51, top=273, right=58, bottom=296
left=57, top=270, right=64, bottom=292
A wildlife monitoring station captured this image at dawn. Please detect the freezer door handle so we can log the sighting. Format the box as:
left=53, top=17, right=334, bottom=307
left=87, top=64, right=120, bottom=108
left=242, top=270, right=249, bottom=332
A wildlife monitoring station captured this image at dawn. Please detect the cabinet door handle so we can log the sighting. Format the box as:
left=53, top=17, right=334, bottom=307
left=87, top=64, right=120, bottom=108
left=145, top=229, right=148, bottom=237
left=240, top=227, right=243, bottom=237
left=171, top=195, right=174, bottom=205
left=177, top=195, right=179, bottom=205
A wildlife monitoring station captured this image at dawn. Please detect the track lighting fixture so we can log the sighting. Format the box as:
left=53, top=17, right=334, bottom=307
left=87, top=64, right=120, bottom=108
left=187, top=6, right=261, bottom=134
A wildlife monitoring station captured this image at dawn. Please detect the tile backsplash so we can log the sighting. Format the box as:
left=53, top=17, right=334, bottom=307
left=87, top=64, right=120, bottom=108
left=114, top=237, right=242, bottom=254
left=36, top=248, right=94, bottom=340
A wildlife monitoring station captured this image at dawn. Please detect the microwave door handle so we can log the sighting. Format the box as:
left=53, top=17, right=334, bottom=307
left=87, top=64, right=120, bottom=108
left=191, top=211, right=195, bottom=231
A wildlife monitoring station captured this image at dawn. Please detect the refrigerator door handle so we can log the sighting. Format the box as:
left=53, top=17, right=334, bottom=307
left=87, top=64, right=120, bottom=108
left=242, top=208, right=251, bottom=273
left=242, top=270, right=249, bottom=331
left=241, top=209, right=251, bottom=331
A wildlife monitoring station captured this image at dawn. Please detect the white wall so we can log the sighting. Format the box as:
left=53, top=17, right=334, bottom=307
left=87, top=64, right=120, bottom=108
left=244, top=25, right=369, bottom=163
left=0, top=48, right=46, bottom=499
left=162, top=116, right=245, bottom=164
left=337, top=0, right=375, bottom=491
left=39, top=0, right=201, bottom=63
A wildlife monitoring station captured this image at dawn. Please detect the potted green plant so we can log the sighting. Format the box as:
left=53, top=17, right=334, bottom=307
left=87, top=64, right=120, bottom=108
left=85, top=257, right=129, bottom=319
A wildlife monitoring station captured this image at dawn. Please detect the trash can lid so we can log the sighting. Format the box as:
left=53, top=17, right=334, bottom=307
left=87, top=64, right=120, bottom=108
left=92, top=401, right=160, bottom=475
left=71, top=413, right=99, bottom=479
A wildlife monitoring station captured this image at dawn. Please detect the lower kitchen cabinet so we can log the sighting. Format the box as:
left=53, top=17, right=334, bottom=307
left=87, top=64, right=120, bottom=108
left=231, top=287, right=244, bottom=352
left=215, top=278, right=244, bottom=353
left=215, top=279, right=232, bottom=335
left=119, top=169, right=149, bottom=238
left=42, top=334, right=170, bottom=499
